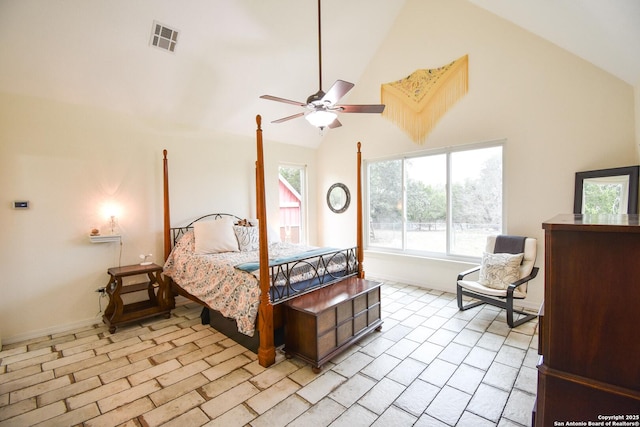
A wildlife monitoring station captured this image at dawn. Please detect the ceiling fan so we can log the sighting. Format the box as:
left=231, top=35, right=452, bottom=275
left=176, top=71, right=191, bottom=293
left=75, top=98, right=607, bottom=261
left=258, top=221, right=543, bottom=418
left=260, top=0, right=385, bottom=130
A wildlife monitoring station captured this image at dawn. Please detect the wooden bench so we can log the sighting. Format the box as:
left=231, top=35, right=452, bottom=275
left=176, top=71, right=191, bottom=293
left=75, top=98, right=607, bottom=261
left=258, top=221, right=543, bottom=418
left=283, top=277, right=383, bottom=372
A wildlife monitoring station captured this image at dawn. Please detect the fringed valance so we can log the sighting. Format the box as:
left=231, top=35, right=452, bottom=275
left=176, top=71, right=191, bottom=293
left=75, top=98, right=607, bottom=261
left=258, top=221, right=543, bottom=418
left=381, top=54, right=468, bottom=144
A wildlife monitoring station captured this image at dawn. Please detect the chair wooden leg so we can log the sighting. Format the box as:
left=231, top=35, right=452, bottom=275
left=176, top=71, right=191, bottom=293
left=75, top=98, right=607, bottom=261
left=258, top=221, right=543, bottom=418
left=459, top=285, right=536, bottom=328
left=506, top=297, right=536, bottom=327
left=507, top=297, right=514, bottom=327
left=457, top=285, right=486, bottom=311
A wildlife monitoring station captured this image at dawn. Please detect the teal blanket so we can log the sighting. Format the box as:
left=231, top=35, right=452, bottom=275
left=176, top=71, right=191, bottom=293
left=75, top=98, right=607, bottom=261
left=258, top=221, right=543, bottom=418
left=235, top=247, right=340, bottom=273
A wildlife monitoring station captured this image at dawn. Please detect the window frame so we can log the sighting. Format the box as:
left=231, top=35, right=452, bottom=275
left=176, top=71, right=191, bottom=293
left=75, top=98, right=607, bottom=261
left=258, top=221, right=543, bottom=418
left=364, top=140, right=505, bottom=262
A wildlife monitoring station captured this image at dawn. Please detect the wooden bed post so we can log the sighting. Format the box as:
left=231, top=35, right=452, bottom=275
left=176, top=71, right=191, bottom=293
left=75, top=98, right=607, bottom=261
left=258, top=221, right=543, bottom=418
left=163, top=149, right=171, bottom=262
left=357, top=142, right=365, bottom=279
left=255, top=115, right=275, bottom=367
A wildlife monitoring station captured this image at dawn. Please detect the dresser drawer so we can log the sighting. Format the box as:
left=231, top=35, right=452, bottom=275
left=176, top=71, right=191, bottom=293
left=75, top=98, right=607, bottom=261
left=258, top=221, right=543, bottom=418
left=337, top=321, right=353, bottom=345
left=354, top=294, right=367, bottom=314
left=318, top=329, right=336, bottom=358
left=354, top=312, right=367, bottom=334
left=317, top=309, right=336, bottom=334
left=337, top=300, right=353, bottom=323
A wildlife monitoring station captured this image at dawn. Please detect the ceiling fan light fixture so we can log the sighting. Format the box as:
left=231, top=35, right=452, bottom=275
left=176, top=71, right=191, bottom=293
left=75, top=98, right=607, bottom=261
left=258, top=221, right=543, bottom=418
left=305, top=110, right=337, bottom=128
left=260, top=0, right=384, bottom=128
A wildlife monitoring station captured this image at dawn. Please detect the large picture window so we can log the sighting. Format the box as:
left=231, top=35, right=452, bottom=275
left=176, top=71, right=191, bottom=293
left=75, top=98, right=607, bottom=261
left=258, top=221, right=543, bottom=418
left=366, top=143, right=503, bottom=259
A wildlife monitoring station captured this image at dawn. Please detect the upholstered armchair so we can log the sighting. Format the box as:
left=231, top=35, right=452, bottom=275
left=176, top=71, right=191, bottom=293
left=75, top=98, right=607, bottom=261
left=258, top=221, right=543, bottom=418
left=457, top=235, right=539, bottom=328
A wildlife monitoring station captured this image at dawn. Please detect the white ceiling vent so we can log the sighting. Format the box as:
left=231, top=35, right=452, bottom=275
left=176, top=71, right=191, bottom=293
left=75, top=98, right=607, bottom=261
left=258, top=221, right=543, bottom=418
left=150, top=21, right=178, bottom=53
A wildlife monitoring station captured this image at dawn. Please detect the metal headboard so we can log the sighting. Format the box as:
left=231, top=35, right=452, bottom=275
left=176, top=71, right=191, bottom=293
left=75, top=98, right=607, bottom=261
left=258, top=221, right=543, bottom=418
left=170, top=213, right=244, bottom=248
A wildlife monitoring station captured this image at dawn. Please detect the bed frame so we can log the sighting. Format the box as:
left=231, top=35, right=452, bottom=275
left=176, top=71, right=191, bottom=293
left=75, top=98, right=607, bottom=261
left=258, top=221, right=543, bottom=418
left=162, top=115, right=365, bottom=367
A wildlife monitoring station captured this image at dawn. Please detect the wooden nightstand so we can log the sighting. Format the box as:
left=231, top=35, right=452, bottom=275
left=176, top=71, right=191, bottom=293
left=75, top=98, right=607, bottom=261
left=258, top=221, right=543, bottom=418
left=103, top=263, right=174, bottom=333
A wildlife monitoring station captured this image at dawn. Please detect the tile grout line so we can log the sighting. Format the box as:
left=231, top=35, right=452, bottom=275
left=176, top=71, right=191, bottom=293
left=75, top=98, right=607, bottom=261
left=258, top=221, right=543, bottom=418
left=0, top=284, right=538, bottom=426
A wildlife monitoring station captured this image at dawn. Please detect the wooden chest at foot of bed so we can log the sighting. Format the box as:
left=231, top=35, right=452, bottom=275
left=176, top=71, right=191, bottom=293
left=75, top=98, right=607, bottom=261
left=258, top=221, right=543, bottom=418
left=284, top=277, right=383, bottom=372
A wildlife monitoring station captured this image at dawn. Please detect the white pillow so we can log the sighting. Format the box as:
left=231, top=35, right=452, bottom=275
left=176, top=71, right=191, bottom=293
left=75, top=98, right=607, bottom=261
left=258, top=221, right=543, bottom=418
left=194, top=218, right=239, bottom=254
left=479, top=252, right=524, bottom=290
left=246, top=218, right=281, bottom=244
left=233, top=225, right=259, bottom=251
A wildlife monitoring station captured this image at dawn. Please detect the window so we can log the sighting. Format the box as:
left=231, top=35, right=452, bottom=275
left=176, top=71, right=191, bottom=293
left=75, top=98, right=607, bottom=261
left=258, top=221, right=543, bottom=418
left=366, top=143, right=503, bottom=259
left=278, top=165, right=306, bottom=244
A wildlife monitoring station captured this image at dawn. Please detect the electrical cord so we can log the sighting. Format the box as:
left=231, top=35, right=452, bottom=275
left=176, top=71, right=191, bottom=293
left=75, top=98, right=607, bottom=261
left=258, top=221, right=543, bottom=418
left=96, top=288, right=108, bottom=317
left=118, top=236, right=123, bottom=268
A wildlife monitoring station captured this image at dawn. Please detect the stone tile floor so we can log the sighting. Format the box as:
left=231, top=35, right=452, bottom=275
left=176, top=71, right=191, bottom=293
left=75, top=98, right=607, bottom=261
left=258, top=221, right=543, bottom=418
left=0, top=280, right=539, bottom=426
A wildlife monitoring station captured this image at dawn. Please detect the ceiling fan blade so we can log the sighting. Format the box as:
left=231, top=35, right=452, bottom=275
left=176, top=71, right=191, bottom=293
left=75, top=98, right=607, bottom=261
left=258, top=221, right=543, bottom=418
left=271, top=112, right=305, bottom=124
left=336, top=104, right=386, bottom=114
left=328, top=118, right=342, bottom=129
left=260, top=95, right=306, bottom=107
left=321, top=80, right=354, bottom=105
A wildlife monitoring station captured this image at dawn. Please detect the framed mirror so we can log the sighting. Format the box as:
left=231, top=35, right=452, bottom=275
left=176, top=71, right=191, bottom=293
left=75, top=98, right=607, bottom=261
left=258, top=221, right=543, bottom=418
left=574, top=165, right=639, bottom=214
left=327, top=183, right=350, bottom=213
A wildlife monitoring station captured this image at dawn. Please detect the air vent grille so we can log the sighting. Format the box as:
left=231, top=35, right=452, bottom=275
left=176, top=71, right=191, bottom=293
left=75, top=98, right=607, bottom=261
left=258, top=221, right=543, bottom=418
left=150, top=21, right=178, bottom=53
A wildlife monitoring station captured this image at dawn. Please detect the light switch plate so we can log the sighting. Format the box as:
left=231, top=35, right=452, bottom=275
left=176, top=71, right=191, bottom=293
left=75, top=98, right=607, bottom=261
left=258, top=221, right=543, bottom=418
left=13, top=200, right=29, bottom=209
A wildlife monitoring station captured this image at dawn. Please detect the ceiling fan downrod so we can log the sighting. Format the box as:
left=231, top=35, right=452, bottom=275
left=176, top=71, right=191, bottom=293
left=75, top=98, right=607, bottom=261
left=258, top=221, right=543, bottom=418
left=317, top=0, right=323, bottom=92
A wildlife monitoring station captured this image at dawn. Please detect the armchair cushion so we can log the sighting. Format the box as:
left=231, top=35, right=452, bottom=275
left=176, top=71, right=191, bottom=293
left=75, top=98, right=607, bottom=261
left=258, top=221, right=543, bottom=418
left=458, top=279, right=527, bottom=298
left=478, top=251, right=524, bottom=290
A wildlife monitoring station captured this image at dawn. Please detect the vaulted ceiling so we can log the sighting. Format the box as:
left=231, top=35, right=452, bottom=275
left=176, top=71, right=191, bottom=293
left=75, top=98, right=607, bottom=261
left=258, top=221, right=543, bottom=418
left=469, top=0, right=640, bottom=87
left=1, top=0, right=638, bottom=148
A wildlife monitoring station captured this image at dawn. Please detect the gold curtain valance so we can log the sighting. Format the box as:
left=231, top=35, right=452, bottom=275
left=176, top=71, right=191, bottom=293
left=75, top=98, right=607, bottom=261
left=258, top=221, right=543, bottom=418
left=381, top=54, right=468, bottom=144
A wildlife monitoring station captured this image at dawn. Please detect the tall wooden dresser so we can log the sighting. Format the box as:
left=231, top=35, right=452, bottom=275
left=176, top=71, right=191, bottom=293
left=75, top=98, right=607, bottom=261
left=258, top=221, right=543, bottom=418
left=535, top=214, right=640, bottom=425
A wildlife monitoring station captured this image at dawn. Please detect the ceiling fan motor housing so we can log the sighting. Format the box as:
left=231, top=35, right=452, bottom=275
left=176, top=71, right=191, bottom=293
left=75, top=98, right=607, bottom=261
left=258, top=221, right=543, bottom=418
left=306, top=90, right=326, bottom=105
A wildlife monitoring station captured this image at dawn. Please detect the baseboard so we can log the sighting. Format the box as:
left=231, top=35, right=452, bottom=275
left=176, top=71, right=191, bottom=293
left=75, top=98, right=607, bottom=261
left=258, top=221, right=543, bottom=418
left=2, top=317, right=102, bottom=346
left=2, top=296, right=198, bottom=346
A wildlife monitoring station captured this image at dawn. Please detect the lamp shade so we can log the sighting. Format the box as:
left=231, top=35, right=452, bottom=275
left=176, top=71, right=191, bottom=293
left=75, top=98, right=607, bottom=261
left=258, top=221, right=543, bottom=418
left=305, top=110, right=337, bottom=128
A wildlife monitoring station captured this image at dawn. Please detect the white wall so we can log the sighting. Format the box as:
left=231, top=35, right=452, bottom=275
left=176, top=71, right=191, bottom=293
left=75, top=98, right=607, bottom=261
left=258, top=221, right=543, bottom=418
left=1, top=0, right=637, bottom=343
left=317, top=0, right=637, bottom=310
left=0, top=93, right=318, bottom=343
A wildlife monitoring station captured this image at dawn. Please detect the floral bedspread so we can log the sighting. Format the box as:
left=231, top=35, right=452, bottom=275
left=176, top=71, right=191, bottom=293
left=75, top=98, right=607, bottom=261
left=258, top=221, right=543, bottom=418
left=163, top=231, right=313, bottom=336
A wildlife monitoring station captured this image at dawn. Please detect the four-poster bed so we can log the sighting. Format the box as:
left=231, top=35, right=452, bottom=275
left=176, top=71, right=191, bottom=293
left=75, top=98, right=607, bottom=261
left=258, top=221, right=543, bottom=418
left=162, top=115, right=368, bottom=368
